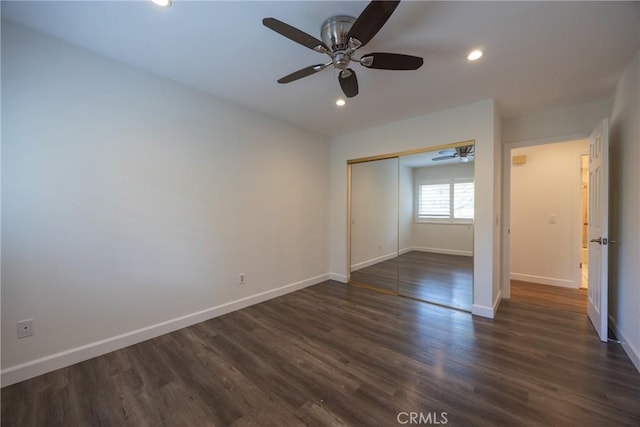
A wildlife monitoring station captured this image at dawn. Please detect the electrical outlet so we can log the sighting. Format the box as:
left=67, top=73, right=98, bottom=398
left=17, top=319, right=33, bottom=339
left=239, top=273, right=246, bottom=285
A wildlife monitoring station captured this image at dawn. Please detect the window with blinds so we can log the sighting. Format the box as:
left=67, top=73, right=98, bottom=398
left=417, top=180, right=474, bottom=222
left=418, top=183, right=450, bottom=218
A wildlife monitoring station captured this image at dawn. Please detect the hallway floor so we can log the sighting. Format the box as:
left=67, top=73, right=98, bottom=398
left=510, top=280, right=587, bottom=313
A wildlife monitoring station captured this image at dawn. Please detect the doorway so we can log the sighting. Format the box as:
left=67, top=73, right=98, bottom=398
left=504, top=138, right=589, bottom=312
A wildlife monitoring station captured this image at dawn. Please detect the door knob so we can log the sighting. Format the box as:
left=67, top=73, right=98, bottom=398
left=590, top=237, right=602, bottom=244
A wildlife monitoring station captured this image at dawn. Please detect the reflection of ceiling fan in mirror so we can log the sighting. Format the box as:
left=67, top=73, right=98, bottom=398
left=432, top=145, right=475, bottom=163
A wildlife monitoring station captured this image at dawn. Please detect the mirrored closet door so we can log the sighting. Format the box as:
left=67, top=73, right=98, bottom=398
left=349, top=143, right=475, bottom=311
left=398, top=150, right=474, bottom=311
left=349, top=157, right=399, bottom=294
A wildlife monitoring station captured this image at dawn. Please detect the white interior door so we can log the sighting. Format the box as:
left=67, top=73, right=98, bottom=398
left=587, top=119, right=609, bottom=342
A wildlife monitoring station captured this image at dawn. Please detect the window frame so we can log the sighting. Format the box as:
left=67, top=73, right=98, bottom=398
left=415, top=178, right=475, bottom=224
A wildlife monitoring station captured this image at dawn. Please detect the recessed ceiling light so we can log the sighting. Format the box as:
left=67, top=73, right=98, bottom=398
left=151, top=0, right=171, bottom=7
left=336, top=99, right=346, bottom=106
left=467, top=49, right=483, bottom=61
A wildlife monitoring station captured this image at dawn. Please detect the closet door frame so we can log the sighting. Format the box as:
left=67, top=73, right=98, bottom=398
left=346, top=139, right=475, bottom=295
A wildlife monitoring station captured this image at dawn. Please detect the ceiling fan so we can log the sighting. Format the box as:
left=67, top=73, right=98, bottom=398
left=262, top=1, right=423, bottom=98
left=432, top=146, right=475, bottom=163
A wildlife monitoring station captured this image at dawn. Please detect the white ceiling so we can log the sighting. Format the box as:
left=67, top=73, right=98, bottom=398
left=2, top=1, right=639, bottom=137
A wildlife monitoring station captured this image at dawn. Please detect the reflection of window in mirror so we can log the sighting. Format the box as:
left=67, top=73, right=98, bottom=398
left=416, top=179, right=474, bottom=223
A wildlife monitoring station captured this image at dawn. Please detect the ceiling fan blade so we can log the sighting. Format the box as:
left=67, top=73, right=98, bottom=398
left=277, top=63, right=330, bottom=84
left=439, top=149, right=456, bottom=155
left=347, top=1, right=400, bottom=48
left=339, top=68, right=359, bottom=98
left=432, top=155, right=455, bottom=161
left=263, top=17, right=329, bottom=52
left=360, top=53, right=423, bottom=70
left=459, top=145, right=474, bottom=155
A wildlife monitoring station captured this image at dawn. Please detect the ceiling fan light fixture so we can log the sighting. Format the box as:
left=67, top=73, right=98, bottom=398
left=461, top=156, right=470, bottom=162
left=262, top=1, right=422, bottom=98
left=151, top=0, right=171, bottom=7
left=467, top=49, right=483, bottom=61
left=336, top=99, right=346, bottom=106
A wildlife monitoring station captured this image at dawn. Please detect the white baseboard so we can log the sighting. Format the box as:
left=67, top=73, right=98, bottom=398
left=493, top=290, right=502, bottom=315
left=1, top=273, right=330, bottom=388
left=472, top=290, right=502, bottom=319
left=472, top=304, right=494, bottom=318
left=399, top=247, right=413, bottom=255
left=351, top=251, right=398, bottom=271
left=510, top=273, right=577, bottom=289
left=329, top=273, right=348, bottom=283
left=609, top=315, right=640, bottom=374
left=411, top=246, right=473, bottom=257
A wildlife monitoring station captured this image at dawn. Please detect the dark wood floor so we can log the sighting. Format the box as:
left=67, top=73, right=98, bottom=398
left=350, top=251, right=473, bottom=311
left=3, top=281, right=640, bottom=426
left=350, top=256, right=400, bottom=293
left=399, top=252, right=472, bottom=311
left=511, top=280, right=588, bottom=313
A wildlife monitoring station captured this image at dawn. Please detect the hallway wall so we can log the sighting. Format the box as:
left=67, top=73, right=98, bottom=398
left=510, top=140, right=588, bottom=288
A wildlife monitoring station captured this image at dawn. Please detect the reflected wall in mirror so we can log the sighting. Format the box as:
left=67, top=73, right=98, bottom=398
left=398, top=146, right=474, bottom=311
left=349, top=157, right=399, bottom=293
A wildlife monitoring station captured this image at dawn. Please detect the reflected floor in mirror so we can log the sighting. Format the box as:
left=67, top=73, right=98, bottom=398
left=350, top=258, right=399, bottom=293
left=350, top=251, right=473, bottom=311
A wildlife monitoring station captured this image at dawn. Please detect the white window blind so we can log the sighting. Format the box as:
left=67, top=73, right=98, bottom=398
left=417, top=180, right=474, bottom=222
left=418, top=183, right=450, bottom=218
left=453, top=182, right=475, bottom=219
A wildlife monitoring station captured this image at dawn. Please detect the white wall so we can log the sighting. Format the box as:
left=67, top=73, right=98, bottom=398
left=330, top=99, right=501, bottom=318
left=399, top=164, right=413, bottom=253
left=502, top=99, right=611, bottom=143
left=509, top=140, right=589, bottom=288
left=1, top=22, right=330, bottom=385
left=608, top=50, right=640, bottom=372
left=350, top=158, right=398, bottom=268
left=493, top=106, right=502, bottom=303
left=411, top=163, right=474, bottom=256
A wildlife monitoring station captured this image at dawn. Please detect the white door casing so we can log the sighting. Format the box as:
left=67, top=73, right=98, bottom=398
left=587, top=119, right=609, bottom=342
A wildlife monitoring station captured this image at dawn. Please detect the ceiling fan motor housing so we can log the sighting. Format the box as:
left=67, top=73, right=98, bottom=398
left=321, top=16, right=356, bottom=69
